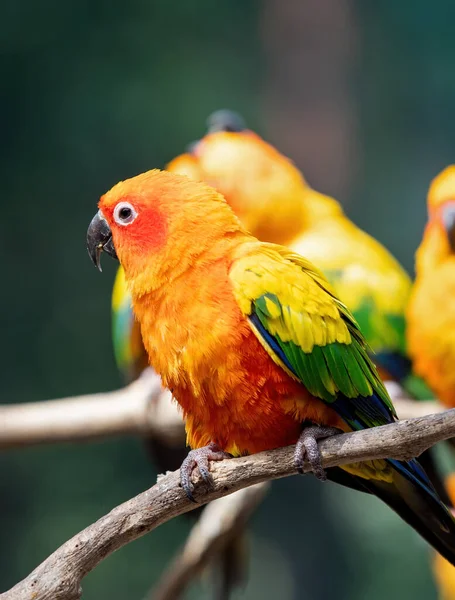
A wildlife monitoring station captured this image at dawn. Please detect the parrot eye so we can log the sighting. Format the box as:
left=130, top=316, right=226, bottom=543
left=113, top=202, right=137, bottom=226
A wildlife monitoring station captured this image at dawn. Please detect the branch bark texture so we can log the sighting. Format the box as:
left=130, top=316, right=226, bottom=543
left=2, top=409, right=455, bottom=600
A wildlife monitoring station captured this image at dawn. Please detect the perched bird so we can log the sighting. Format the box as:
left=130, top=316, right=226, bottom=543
left=434, top=475, right=455, bottom=599
left=88, top=168, right=455, bottom=565
left=407, top=166, right=455, bottom=407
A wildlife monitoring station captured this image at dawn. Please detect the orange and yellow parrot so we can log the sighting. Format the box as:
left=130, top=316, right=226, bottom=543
left=87, top=168, right=455, bottom=565
left=407, top=166, right=455, bottom=407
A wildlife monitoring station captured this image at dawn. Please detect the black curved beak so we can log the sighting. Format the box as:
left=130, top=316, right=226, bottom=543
left=442, top=203, right=455, bottom=253
left=86, top=210, right=118, bottom=272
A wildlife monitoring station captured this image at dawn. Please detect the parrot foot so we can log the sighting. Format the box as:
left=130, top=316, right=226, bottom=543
left=180, top=442, right=231, bottom=502
left=294, top=426, right=341, bottom=481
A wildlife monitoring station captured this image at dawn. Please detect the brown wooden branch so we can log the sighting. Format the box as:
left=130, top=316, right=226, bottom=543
left=150, top=482, right=270, bottom=600
left=2, top=409, right=455, bottom=600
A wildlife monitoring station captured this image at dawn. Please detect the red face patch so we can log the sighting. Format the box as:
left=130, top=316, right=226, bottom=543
left=101, top=197, right=167, bottom=256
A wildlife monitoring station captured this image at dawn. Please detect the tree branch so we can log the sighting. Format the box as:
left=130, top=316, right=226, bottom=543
left=2, top=409, right=455, bottom=600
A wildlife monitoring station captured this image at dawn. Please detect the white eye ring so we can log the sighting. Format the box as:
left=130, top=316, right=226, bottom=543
left=113, top=202, right=137, bottom=226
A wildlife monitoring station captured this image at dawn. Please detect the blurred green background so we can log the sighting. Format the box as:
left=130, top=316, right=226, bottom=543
left=2, top=1, right=455, bottom=598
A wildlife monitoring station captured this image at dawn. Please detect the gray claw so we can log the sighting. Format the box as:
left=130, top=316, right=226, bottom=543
left=294, top=426, right=341, bottom=480
left=180, top=442, right=231, bottom=502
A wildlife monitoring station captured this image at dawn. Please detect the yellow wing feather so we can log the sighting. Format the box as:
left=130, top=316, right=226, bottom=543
left=230, top=242, right=352, bottom=353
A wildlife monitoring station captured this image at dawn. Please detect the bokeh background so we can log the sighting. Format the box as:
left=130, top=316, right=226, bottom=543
left=2, top=1, right=455, bottom=598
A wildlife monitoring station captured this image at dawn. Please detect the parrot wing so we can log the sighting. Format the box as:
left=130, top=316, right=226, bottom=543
left=230, top=243, right=396, bottom=431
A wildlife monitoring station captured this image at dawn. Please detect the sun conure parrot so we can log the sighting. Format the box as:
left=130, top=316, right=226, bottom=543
left=87, top=168, right=455, bottom=565
left=407, top=166, right=455, bottom=408
left=433, top=475, right=455, bottom=599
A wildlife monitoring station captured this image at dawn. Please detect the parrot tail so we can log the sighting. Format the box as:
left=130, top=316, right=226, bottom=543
left=416, top=449, right=452, bottom=507
left=361, top=458, right=455, bottom=565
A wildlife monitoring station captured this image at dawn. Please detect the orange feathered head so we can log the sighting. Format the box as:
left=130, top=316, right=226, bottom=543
left=166, top=126, right=308, bottom=245
left=422, top=166, right=455, bottom=260
left=87, top=169, right=244, bottom=290
left=428, top=166, right=455, bottom=212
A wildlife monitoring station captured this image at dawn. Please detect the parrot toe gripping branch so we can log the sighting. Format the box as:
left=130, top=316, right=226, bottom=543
left=294, top=425, right=341, bottom=480
left=180, top=442, right=232, bottom=502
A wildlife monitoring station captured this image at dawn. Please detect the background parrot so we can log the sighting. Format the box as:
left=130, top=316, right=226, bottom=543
left=88, top=168, right=455, bottom=568
left=407, top=166, right=455, bottom=408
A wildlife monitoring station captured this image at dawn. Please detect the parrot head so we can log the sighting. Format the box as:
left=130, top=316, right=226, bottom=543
left=427, top=166, right=455, bottom=254
left=414, top=165, right=455, bottom=274
left=87, top=169, right=244, bottom=289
